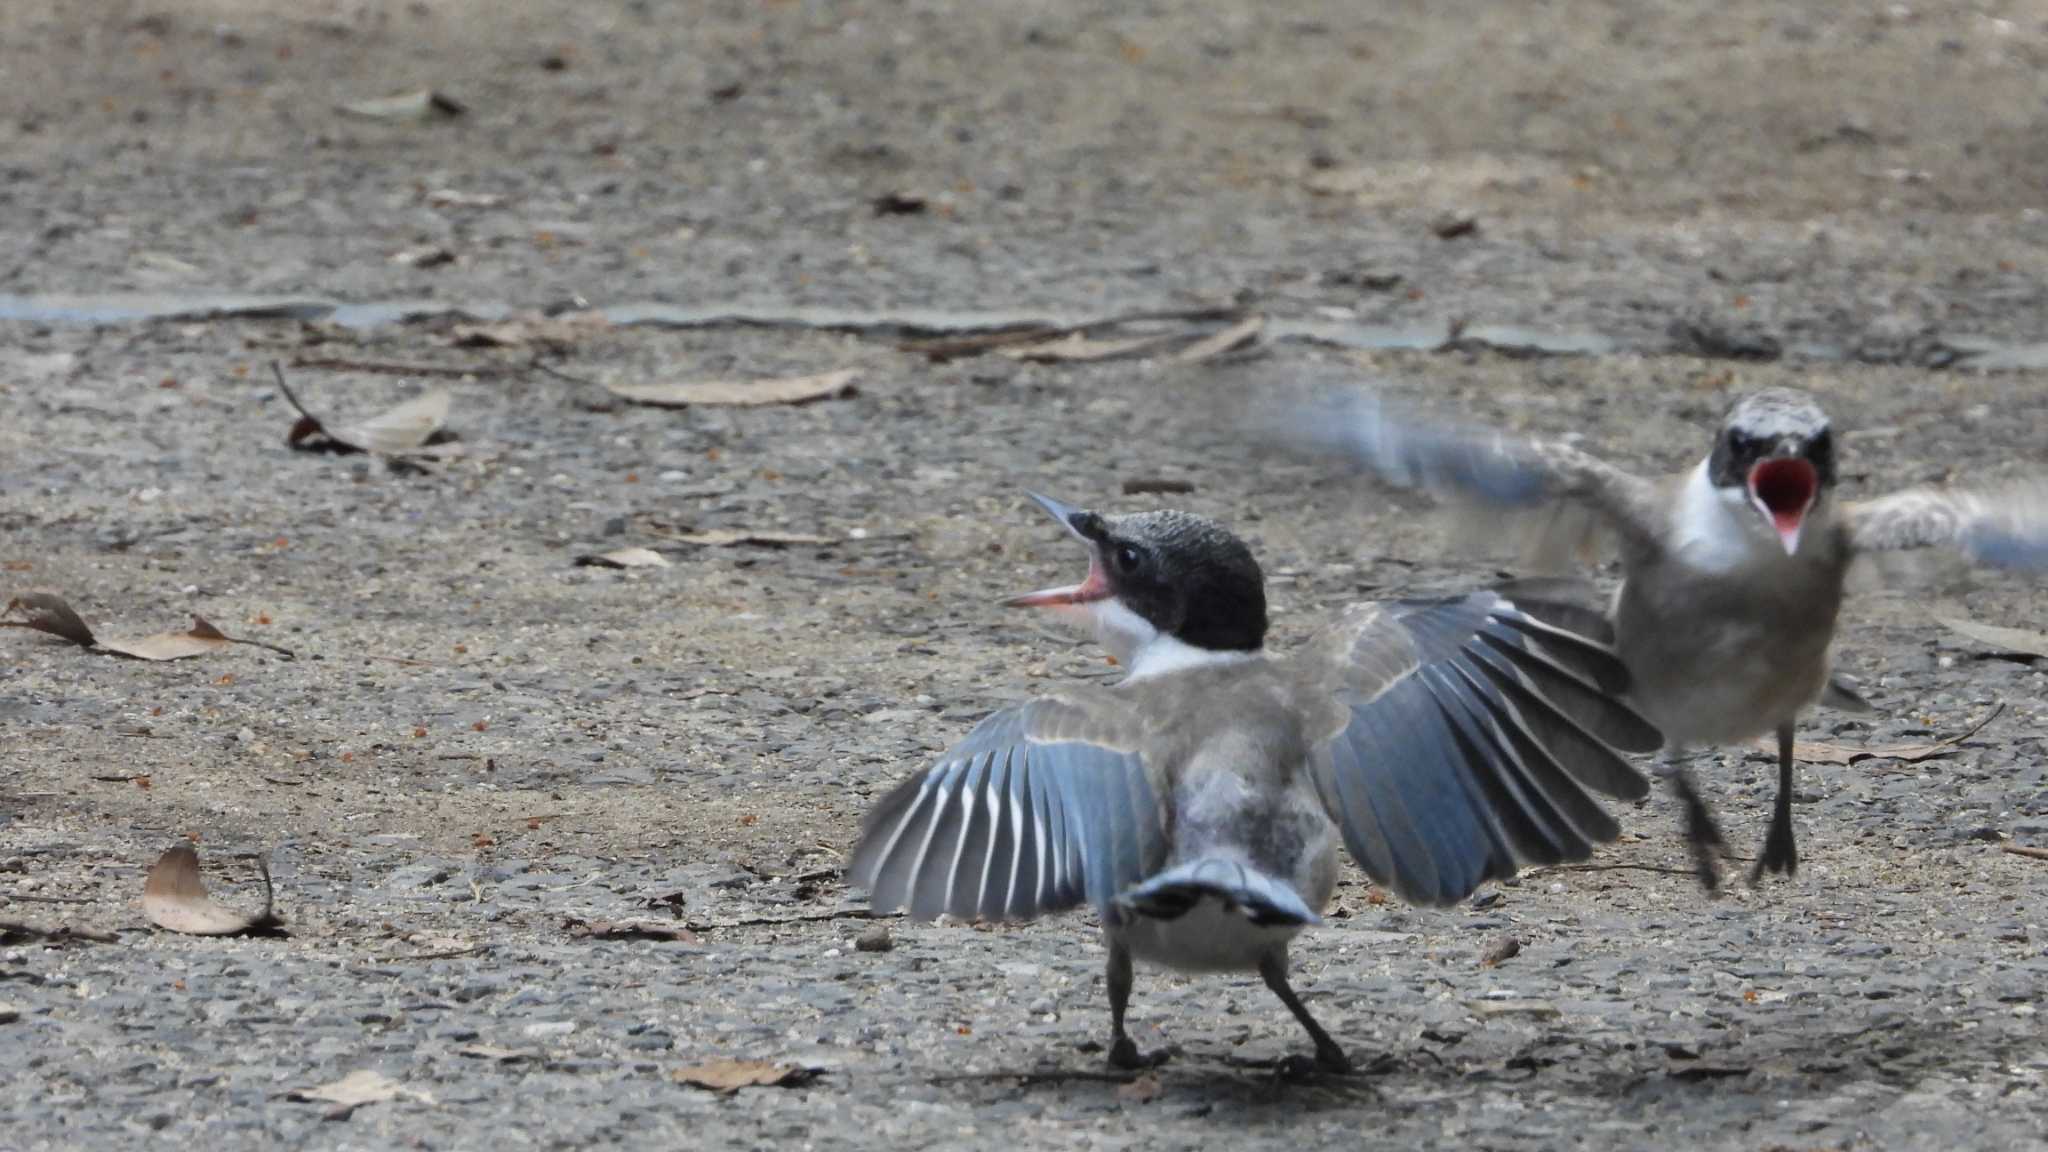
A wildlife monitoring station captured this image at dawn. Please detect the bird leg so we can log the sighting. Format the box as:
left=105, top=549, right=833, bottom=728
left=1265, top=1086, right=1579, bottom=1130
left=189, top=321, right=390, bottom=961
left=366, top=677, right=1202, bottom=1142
left=1104, top=941, right=1164, bottom=1070
left=1259, top=953, right=1350, bottom=1075
left=1657, top=747, right=1727, bottom=892
left=1751, top=722, right=1800, bottom=884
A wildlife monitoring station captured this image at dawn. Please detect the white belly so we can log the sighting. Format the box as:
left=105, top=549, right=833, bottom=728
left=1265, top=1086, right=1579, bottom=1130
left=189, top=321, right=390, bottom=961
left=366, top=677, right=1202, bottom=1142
left=1115, top=897, right=1302, bottom=973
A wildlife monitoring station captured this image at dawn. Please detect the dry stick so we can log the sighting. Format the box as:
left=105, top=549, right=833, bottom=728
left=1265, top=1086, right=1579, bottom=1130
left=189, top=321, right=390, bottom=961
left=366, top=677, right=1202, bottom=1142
left=684, top=909, right=892, bottom=931
left=2001, top=844, right=2048, bottom=862
left=926, top=1068, right=1142, bottom=1087
left=1555, top=863, right=1697, bottom=878
left=526, top=353, right=602, bottom=389
left=0, top=921, right=120, bottom=944
left=291, top=356, right=504, bottom=379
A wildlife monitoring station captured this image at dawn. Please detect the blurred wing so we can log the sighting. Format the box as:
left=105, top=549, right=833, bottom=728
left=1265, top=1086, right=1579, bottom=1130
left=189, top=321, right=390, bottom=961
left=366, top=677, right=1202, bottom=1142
left=1291, top=589, right=1660, bottom=908
left=849, top=692, right=1165, bottom=923
left=1278, top=389, right=1665, bottom=559
left=1844, top=481, right=2048, bottom=569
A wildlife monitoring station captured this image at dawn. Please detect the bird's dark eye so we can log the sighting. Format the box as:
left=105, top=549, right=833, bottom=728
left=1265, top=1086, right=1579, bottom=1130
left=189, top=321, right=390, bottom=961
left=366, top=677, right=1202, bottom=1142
left=1113, top=544, right=1142, bottom=574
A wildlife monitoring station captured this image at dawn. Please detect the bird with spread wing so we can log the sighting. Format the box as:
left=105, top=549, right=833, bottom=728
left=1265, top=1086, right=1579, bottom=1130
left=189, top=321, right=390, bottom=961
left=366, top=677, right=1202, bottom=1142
left=850, top=493, right=1659, bottom=1073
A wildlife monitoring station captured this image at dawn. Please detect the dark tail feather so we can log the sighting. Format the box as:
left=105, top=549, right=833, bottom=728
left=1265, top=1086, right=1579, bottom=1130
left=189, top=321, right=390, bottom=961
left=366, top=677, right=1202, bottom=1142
left=1115, top=859, right=1320, bottom=927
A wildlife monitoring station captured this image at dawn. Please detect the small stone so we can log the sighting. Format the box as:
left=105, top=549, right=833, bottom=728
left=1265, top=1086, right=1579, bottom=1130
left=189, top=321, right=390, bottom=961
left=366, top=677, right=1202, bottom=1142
left=1430, top=209, right=1478, bottom=239
left=235, top=727, right=257, bottom=744
left=1479, top=937, right=1521, bottom=968
left=0, top=1003, right=18, bottom=1024
left=854, top=924, right=894, bottom=953
left=523, top=1020, right=577, bottom=1038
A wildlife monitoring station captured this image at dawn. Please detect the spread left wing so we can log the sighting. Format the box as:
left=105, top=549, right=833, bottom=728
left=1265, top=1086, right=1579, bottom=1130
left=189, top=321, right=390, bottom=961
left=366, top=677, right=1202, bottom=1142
left=1843, top=481, right=2048, bottom=568
left=849, top=690, right=1166, bottom=923
left=1289, top=586, right=1661, bottom=908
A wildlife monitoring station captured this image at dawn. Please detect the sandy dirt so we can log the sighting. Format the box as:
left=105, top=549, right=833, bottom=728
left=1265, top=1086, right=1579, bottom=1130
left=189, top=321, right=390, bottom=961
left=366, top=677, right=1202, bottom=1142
left=2, top=2, right=2046, bottom=1149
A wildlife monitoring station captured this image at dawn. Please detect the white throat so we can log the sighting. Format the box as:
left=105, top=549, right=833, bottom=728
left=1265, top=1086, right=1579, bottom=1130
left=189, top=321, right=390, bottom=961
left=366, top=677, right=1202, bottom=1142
left=1084, top=598, right=1258, bottom=683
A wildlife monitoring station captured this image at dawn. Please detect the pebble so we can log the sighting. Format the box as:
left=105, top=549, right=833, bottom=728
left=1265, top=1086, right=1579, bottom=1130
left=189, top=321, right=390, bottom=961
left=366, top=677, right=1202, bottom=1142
left=0, top=1003, right=17, bottom=1025
left=523, top=1021, right=577, bottom=1039
left=854, top=925, right=894, bottom=953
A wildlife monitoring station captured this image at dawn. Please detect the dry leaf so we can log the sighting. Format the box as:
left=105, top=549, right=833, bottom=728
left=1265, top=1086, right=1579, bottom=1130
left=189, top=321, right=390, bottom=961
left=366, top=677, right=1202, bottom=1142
left=564, top=917, right=699, bottom=943
left=454, top=1045, right=541, bottom=1063
left=1173, top=314, right=1265, bottom=363
left=1771, top=706, right=2003, bottom=766
left=275, top=364, right=456, bottom=456
left=289, top=1069, right=433, bottom=1113
left=3, top=594, right=288, bottom=661
left=143, top=844, right=282, bottom=936
left=338, top=89, right=466, bottom=121
left=662, top=529, right=830, bottom=549
left=998, top=332, right=1177, bottom=363
left=671, top=1059, right=818, bottom=1093
left=1935, top=615, right=2048, bottom=660
left=604, top=369, right=859, bottom=408
left=573, top=547, right=671, bottom=569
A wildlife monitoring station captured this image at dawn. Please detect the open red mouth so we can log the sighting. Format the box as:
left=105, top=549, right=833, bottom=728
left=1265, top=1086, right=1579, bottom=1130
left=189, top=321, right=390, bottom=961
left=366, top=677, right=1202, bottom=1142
left=1748, top=457, right=1817, bottom=535
left=1002, top=554, right=1113, bottom=608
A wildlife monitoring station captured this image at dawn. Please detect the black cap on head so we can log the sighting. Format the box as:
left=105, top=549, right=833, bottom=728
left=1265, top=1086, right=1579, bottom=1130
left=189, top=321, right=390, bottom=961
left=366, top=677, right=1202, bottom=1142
left=1094, top=509, right=1269, bottom=652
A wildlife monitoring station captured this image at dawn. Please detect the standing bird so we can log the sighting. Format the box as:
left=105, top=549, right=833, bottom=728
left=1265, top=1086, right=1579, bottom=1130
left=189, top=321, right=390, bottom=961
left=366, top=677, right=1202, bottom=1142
left=849, top=494, right=1660, bottom=1072
left=1274, top=386, right=2048, bottom=889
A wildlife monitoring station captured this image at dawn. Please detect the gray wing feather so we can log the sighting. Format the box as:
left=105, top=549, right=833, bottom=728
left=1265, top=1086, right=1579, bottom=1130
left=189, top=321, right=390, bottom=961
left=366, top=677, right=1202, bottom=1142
left=1846, top=481, right=2048, bottom=568
left=1278, top=389, right=1664, bottom=549
left=1299, top=590, right=1657, bottom=908
left=850, top=697, right=1160, bottom=923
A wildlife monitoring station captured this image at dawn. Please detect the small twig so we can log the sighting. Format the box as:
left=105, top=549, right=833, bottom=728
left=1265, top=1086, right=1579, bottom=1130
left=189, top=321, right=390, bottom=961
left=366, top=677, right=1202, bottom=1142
left=230, top=636, right=298, bottom=660
left=363, top=944, right=489, bottom=963
left=1554, top=863, right=1698, bottom=878
left=927, top=1068, right=1142, bottom=1086
left=291, top=356, right=501, bottom=379
left=685, top=909, right=890, bottom=931
left=526, top=353, right=602, bottom=389
left=2001, top=844, right=2048, bottom=862
left=0, top=921, right=120, bottom=944
left=269, top=361, right=319, bottom=425
left=1, top=894, right=94, bottom=905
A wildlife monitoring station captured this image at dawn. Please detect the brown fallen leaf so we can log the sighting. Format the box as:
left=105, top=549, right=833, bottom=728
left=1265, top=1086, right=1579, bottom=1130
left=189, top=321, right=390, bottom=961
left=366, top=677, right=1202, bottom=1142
left=3, top=593, right=292, bottom=661
left=603, top=368, right=860, bottom=409
left=1770, top=705, right=2004, bottom=766
left=573, top=547, right=672, bottom=569
left=288, top=1069, right=433, bottom=1114
left=997, top=332, right=1179, bottom=363
left=338, top=89, right=466, bottom=122
left=1935, top=615, right=2048, bottom=661
left=564, top=917, right=699, bottom=943
left=143, top=844, right=283, bottom=936
left=671, top=1059, right=819, bottom=1093
left=658, top=529, right=831, bottom=549
left=274, top=363, right=457, bottom=456
left=1478, top=936, right=1521, bottom=968
left=1173, top=314, right=1265, bottom=364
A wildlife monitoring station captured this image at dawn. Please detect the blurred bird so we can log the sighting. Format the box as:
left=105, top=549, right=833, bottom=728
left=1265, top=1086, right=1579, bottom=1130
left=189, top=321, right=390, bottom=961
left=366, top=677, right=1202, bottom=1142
left=1273, top=385, right=2048, bottom=889
left=849, top=493, right=1659, bottom=1073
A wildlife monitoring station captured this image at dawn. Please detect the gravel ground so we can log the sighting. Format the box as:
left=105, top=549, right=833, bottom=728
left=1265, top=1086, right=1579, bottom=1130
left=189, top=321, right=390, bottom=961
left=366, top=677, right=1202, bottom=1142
left=3, top=3, right=2047, bottom=1149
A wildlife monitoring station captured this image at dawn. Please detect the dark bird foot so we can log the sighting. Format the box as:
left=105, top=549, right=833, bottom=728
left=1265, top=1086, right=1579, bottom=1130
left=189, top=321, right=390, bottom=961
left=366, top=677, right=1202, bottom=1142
left=1748, top=820, right=1799, bottom=886
left=1107, top=1036, right=1170, bottom=1071
left=1667, top=769, right=1728, bottom=893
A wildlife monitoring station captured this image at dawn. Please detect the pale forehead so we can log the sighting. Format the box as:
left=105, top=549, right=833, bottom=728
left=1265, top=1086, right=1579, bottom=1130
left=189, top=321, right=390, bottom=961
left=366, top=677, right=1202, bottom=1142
left=1724, top=388, right=1829, bottom=437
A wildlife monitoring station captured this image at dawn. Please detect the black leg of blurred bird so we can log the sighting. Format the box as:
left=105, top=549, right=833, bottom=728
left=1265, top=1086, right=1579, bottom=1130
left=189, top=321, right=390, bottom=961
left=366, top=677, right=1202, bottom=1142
left=1661, top=751, right=1726, bottom=892
left=1259, top=953, right=1351, bottom=1075
left=1752, top=722, right=1800, bottom=884
left=1105, top=942, right=1148, bottom=1070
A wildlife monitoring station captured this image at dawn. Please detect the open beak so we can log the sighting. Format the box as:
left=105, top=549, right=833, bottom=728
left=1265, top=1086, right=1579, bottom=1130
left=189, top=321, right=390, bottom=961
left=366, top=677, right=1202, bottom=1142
left=1747, top=456, right=1818, bottom=556
left=1002, top=492, right=1113, bottom=608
